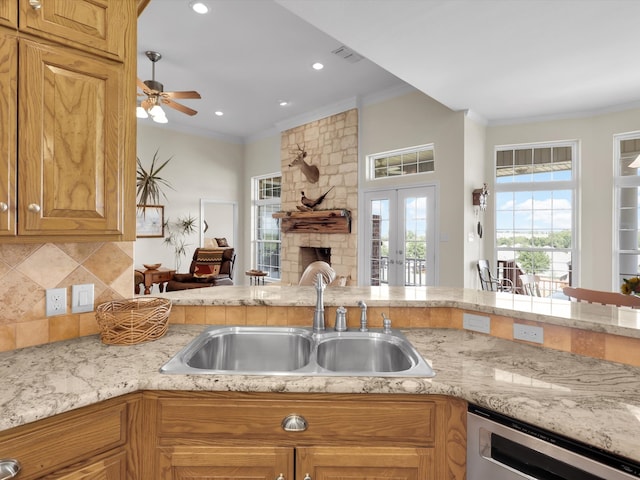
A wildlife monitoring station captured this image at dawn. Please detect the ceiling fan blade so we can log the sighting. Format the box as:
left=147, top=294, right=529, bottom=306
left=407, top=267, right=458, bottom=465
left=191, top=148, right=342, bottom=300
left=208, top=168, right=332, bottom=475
left=161, top=90, right=201, bottom=100
left=162, top=98, right=198, bottom=116
left=137, top=77, right=149, bottom=93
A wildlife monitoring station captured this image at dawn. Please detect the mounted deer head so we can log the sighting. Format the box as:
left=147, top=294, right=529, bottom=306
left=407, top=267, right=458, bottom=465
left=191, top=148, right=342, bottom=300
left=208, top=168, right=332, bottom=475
left=289, top=144, right=319, bottom=183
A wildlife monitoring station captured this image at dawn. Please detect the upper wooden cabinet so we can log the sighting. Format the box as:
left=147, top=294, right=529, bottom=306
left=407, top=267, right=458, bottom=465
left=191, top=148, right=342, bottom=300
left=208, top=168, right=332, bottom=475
left=0, top=0, right=136, bottom=241
left=0, top=34, right=17, bottom=236
left=0, top=0, right=17, bottom=28
left=18, top=0, right=129, bottom=60
left=18, top=39, right=123, bottom=236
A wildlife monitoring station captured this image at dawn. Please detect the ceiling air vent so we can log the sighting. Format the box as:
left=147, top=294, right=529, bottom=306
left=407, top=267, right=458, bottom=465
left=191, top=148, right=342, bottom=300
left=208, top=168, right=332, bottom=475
left=331, top=45, right=364, bottom=64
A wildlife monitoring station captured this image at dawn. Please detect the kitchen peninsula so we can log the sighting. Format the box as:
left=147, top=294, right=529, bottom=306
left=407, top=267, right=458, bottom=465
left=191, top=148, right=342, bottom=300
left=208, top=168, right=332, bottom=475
left=1, top=286, right=640, bottom=476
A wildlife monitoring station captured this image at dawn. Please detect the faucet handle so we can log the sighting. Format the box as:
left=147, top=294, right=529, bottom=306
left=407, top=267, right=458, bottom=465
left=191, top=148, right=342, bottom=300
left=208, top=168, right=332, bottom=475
left=382, top=313, right=392, bottom=333
left=334, top=306, right=347, bottom=332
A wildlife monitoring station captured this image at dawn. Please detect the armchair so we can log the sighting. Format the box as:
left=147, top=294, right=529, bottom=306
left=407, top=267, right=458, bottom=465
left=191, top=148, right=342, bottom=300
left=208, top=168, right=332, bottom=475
left=166, top=247, right=236, bottom=291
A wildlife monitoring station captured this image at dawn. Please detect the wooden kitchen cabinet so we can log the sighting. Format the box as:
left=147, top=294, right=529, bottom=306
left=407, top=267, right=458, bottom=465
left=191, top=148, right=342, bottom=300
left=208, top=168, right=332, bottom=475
left=0, top=394, right=140, bottom=480
left=0, top=1, right=16, bottom=28
left=144, top=392, right=467, bottom=480
left=0, top=0, right=136, bottom=242
left=18, top=0, right=129, bottom=61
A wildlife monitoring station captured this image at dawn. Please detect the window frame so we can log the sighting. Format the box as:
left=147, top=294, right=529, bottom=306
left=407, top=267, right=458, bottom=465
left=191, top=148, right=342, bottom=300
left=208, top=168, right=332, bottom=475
left=367, top=143, right=435, bottom=180
left=493, top=140, right=579, bottom=294
left=613, top=131, right=640, bottom=290
left=251, top=172, right=281, bottom=281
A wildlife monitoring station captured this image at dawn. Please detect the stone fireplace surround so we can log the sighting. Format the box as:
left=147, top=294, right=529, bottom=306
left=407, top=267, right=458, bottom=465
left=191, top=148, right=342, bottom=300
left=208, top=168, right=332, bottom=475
left=279, top=109, right=358, bottom=285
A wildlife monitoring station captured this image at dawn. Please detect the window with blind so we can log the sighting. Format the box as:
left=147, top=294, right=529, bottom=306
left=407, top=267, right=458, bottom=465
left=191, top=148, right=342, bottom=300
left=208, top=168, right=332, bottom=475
left=253, top=174, right=281, bottom=280
left=494, top=141, right=577, bottom=296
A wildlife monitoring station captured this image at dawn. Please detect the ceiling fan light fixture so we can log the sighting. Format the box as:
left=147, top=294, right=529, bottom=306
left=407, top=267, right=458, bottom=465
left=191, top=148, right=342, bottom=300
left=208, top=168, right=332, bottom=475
left=189, top=1, right=209, bottom=14
left=152, top=113, right=168, bottom=124
left=148, top=104, right=165, bottom=117
left=136, top=106, right=149, bottom=119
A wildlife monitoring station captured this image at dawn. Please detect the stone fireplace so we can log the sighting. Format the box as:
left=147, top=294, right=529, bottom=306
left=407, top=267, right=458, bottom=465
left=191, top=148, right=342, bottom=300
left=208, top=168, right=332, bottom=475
left=279, top=109, right=358, bottom=285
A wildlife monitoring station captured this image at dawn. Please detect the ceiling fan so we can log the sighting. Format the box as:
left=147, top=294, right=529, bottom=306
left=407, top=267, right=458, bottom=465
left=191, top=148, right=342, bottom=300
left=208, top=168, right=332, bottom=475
left=136, top=50, right=201, bottom=123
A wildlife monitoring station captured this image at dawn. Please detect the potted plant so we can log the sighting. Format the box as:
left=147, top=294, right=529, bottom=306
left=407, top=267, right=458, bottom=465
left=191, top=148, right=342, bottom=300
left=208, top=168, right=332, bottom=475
left=164, top=213, right=198, bottom=271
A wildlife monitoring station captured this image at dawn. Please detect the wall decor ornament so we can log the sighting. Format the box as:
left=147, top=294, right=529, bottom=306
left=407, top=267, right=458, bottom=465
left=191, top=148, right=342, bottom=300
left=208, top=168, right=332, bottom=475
left=136, top=205, right=164, bottom=238
left=288, top=144, right=319, bottom=183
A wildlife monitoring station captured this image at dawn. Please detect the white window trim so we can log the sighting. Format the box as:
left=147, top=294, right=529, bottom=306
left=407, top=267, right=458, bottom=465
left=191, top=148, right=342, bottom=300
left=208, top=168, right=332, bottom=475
left=251, top=172, right=281, bottom=278
left=493, top=140, right=580, bottom=287
left=613, top=130, right=640, bottom=289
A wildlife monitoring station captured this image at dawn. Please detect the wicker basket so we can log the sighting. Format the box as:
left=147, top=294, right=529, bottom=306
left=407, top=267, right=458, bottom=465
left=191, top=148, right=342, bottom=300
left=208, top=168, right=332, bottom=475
left=96, top=297, right=171, bottom=345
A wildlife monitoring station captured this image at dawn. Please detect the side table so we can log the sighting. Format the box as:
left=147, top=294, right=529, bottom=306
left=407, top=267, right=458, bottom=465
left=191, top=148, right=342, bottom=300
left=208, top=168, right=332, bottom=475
left=245, top=270, right=268, bottom=285
left=136, top=267, right=175, bottom=295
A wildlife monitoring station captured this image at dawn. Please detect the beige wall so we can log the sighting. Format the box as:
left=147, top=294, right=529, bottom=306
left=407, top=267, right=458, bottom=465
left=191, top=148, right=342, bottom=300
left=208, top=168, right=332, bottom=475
left=485, top=107, right=640, bottom=291
left=359, top=91, right=466, bottom=287
left=135, top=124, right=245, bottom=278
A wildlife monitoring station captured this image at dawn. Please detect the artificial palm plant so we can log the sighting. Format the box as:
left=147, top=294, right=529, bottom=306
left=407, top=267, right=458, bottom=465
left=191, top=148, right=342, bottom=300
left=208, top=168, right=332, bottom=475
left=163, top=213, right=198, bottom=271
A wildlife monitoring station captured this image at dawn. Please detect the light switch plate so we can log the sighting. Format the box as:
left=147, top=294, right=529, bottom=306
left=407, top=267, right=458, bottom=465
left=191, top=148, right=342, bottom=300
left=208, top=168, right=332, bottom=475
left=72, top=284, right=94, bottom=313
left=46, top=288, right=67, bottom=316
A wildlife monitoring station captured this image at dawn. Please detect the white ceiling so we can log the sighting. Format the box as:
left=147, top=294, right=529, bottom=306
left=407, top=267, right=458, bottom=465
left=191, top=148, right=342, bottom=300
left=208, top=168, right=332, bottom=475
left=138, top=0, right=640, bottom=142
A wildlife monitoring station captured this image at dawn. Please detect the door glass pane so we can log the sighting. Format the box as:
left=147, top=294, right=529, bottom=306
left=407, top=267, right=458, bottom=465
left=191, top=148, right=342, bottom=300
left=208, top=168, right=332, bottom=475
left=404, top=195, right=428, bottom=286
left=369, top=199, right=389, bottom=285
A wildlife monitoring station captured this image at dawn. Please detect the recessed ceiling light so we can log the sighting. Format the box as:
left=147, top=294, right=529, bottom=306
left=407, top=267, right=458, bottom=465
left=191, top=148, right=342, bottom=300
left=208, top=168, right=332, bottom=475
left=312, top=62, right=324, bottom=70
left=189, top=1, right=209, bottom=14
left=214, top=111, right=224, bottom=116
left=279, top=100, right=289, bottom=107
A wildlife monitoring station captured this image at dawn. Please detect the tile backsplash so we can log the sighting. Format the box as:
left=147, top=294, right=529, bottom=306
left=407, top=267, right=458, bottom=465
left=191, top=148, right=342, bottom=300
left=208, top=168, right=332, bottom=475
left=0, top=242, right=134, bottom=351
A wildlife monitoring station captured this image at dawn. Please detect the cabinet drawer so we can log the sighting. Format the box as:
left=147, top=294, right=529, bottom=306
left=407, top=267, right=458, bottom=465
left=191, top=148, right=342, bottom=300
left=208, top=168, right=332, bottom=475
left=0, top=400, right=128, bottom=479
left=157, top=393, right=436, bottom=447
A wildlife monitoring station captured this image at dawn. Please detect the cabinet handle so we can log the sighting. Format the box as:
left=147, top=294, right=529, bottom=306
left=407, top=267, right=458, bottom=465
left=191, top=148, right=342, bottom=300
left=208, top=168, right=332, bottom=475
left=0, top=459, right=21, bottom=479
left=0, top=203, right=7, bottom=213
left=27, top=203, right=41, bottom=213
left=29, top=0, right=42, bottom=9
left=281, top=414, right=308, bottom=432
left=303, top=474, right=311, bottom=480
left=275, top=474, right=284, bottom=480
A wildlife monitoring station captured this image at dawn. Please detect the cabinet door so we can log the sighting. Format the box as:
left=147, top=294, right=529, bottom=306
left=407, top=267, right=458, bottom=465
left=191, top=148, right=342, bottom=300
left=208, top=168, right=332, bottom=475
left=157, top=446, right=294, bottom=480
left=296, top=446, right=434, bottom=480
left=42, top=451, right=126, bottom=480
left=18, top=39, right=123, bottom=236
left=18, top=0, right=127, bottom=60
left=0, top=0, right=17, bottom=28
left=0, top=33, right=16, bottom=235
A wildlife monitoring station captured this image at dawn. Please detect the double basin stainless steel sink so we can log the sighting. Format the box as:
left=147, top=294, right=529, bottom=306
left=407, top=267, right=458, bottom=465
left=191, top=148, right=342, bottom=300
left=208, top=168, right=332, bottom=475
left=160, top=326, right=435, bottom=377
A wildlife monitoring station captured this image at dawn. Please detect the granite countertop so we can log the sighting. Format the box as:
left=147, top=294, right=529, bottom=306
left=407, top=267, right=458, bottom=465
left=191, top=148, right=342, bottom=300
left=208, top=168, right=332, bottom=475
left=1, top=323, right=639, bottom=463
left=161, top=285, right=640, bottom=339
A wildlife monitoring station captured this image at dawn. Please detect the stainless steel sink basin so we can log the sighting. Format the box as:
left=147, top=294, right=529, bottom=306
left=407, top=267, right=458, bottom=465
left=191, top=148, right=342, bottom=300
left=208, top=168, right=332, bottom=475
left=160, top=325, right=435, bottom=377
left=316, top=332, right=417, bottom=373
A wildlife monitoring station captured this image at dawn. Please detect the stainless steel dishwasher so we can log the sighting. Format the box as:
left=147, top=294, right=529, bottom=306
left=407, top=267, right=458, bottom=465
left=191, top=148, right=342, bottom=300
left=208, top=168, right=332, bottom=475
left=467, top=404, right=640, bottom=479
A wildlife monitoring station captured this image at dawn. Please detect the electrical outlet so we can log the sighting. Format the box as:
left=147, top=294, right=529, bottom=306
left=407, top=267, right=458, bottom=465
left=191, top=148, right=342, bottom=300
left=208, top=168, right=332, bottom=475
left=463, top=313, right=490, bottom=334
left=72, top=284, right=94, bottom=314
left=513, top=323, right=544, bottom=344
left=46, top=287, right=67, bottom=316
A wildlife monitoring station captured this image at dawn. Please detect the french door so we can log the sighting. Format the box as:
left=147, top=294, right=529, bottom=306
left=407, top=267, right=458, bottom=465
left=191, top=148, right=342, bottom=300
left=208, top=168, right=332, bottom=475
left=363, top=186, right=437, bottom=286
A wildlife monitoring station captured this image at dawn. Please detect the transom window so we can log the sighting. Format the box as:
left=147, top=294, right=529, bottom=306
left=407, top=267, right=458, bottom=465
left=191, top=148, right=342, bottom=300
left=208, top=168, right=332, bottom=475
left=368, top=144, right=434, bottom=179
left=495, top=141, right=577, bottom=296
left=252, top=174, right=281, bottom=280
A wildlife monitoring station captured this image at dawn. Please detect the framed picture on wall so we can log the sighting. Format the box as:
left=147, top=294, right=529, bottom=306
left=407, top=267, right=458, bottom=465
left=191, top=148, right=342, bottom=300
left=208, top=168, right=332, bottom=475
left=136, top=205, right=164, bottom=238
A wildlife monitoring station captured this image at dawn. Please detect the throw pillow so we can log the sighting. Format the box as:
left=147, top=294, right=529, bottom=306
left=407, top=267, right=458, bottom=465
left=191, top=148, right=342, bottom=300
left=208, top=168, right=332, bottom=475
left=215, top=237, right=229, bottom=247
left=193, top=263, right=221, bottom=279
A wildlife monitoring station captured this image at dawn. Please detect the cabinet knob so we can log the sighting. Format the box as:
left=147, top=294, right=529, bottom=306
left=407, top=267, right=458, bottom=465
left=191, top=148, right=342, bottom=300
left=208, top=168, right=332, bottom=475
left=29, top=0, right=42, bottom=10
left=0, top=459, right=21, bottom=479
left=281, top=414, right=308, bottom=432
left=275, top=474, right=284, bottom=480
left=303, top=475, right=311, bottom=480
left=0, top=203, right=7, bottom=213
left=27, top=203, right=41, bottom=213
